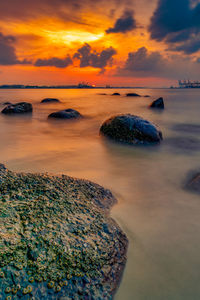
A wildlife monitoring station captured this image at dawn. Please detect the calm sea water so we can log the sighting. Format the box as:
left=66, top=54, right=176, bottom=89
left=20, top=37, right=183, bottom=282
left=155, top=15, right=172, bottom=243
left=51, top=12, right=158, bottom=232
left=0, top=88, right=200, bottom=300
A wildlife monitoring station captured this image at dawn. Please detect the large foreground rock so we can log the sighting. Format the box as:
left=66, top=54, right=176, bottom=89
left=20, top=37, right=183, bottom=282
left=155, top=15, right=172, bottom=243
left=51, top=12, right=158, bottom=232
left=150, top=97, right=164, bottom=109
left=186, top=172, right=200, bottom=194
left=1, top=102, right=32, bottom=114
left=100, top=114, right=163, bottom=144
left=48, top=109, right=82, bottom=120
left=0, top=165, right=128, bottom=299
left=41, top=98, right=60, bottom=103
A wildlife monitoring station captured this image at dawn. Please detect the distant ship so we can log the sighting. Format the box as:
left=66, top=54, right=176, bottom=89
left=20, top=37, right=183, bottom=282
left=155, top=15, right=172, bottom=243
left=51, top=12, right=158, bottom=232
left=178, top=80, right=200, bottom=88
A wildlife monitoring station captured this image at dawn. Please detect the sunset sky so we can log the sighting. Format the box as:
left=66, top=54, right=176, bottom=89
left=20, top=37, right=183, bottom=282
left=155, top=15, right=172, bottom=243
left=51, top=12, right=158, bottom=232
left=0, top=0, right=200, bottom=87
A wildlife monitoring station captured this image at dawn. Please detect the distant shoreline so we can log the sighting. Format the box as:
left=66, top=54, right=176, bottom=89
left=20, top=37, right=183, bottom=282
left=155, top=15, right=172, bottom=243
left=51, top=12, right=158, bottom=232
left=0, top=85, right=171, bottom=89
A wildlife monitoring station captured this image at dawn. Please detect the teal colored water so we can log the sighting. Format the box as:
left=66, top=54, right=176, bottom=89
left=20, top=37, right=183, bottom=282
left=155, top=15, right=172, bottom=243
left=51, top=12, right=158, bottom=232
left=0, top=88, right=200, bottom=300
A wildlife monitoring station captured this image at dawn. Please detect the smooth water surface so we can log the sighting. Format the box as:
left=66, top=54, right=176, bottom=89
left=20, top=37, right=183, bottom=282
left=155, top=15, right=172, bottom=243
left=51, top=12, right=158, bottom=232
left=0, top=88, right=200, bottom=300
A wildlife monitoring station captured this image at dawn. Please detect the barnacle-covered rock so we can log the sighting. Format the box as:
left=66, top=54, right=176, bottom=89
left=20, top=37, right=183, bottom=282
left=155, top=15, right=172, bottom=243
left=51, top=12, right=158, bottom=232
left=0, top=165, right=128, bottom=299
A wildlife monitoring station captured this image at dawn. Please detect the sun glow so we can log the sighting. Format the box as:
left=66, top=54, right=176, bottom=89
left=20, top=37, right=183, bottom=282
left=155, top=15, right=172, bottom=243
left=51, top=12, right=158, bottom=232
left=44, top=30, right=104, bottom=44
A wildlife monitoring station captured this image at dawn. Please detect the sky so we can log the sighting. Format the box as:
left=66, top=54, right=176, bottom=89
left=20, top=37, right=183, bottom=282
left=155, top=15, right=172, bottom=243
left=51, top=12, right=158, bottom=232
left=0, top=0, right=200, bottom=87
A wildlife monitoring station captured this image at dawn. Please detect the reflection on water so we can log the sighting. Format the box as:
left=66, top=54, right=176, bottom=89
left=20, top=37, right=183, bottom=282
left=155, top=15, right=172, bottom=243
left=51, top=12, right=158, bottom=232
left=0, top=88, right=200, bottom=300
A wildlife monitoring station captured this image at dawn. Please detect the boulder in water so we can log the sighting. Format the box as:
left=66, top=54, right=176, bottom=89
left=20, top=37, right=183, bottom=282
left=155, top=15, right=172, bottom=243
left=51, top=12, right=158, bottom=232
left=1, top=102, right=32, bottom=114
left=126, top=93, right=141, bottom=97
left=150, top=97, right=164, bottom=109
left=100, top=114, right=163, bottom=144
left=112, top=93, right=120, bottom=96
left=48, top=109, right=82, bottom=119
left=186, top=172, right=200, bottom=194
left=41, top=98, right=60, bottom=103
left=3, top=102, right=12, bottom=105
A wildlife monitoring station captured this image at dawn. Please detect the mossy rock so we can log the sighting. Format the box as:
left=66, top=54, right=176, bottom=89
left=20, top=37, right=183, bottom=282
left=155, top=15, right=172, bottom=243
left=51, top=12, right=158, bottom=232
left=0, top=164, right=128, bottom=299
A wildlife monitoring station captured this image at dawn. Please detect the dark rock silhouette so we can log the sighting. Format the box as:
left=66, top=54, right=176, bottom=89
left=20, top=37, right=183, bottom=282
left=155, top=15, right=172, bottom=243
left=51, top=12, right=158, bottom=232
left=150, top=97, right=164, bottom=109
left=112, top=93, right=121, bottom=96
left=1, top=102, right=32, bottom=114
left=100, top=114, right=163, bottom=145
left=48, top=109, right=82, bottom=119
left=41, top=98, right=60, bottom=103
left=3, top=102, right=12, bottom=105
left=126, top=93, right=141, bottom=97
left=186, top=172, right=200, bottom=194
left=144, top=95, right=150, bottom=97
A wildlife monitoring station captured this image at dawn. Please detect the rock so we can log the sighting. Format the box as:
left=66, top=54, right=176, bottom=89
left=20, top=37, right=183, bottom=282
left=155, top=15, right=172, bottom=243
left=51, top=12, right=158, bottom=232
left=48, top=109, right=82, bottom=120
left=150, top=97, right=164, bottom=109
left=186, top=172, right=200, bottom=194
left=3, top=102, right=12, bottom=105
left=112, top=93, right=120, bottom=96
left=1, top=102, right=32, bottom=114
left=126, top=93, right=141, bottom=97
left=41, top=98, right=60, bottom=103
left=144, top=95, right=150, bottom=98
left=0, top=165, right=128, bottom=299
left=100, top=114, right=163, bottom=144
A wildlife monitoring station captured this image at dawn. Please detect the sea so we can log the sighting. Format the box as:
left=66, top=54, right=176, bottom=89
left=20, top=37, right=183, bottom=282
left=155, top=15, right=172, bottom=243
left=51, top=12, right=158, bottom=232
left=0, top=88, right=200, bottom=300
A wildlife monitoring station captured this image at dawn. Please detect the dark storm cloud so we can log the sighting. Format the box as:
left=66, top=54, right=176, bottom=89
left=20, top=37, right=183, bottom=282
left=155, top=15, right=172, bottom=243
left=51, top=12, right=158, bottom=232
left=0, top=32, right=18, bottom=65
left=0, top=32, right=28, bottom=65
left=34, top=44, right=116, bottom=70
left=119, top=46, right=200, bottom=79
left=124, top=47, right=166, bottom=73
left=149, top=0, right=200, bottom=54
left=170, top=33, right=200, bottom=54
left=106, top=10, right=137, bottom=33
left=34, top=56, right=73, bottom=68
left=73, top=43, right=116, bottom=71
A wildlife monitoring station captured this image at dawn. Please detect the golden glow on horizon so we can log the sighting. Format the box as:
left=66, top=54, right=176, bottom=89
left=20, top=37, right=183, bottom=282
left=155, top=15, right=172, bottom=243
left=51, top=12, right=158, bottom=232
left=43, top=30, right=104, bottom=44
left=0, top=3, right=174, bottom=87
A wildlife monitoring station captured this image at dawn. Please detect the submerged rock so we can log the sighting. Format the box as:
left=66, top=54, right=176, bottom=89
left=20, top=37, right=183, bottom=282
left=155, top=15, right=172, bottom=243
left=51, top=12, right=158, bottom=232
left=0, top=165, right=128, bottom=299
left=48, top=109, right=82, bottom=119
left=126, top=93, right=141, bottom=97
left=1, top=102, right=32, bottom=114
left=150, top=97, right=164, bottom=109
left=41, top=98, right=60, bottom=103
left=171, top=123, right=200, bottom=134
left=185, top=172, right=200, bottom=194
left=165, top=136, right=200, bottom=153
left=112, top=93, right=120, bottom=96
left=100, top=114, right=163, bottom=145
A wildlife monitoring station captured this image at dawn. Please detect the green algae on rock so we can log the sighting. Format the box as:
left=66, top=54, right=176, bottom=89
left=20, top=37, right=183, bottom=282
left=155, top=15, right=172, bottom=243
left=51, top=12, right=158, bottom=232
left=0, top=164, right=128, bottom=299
